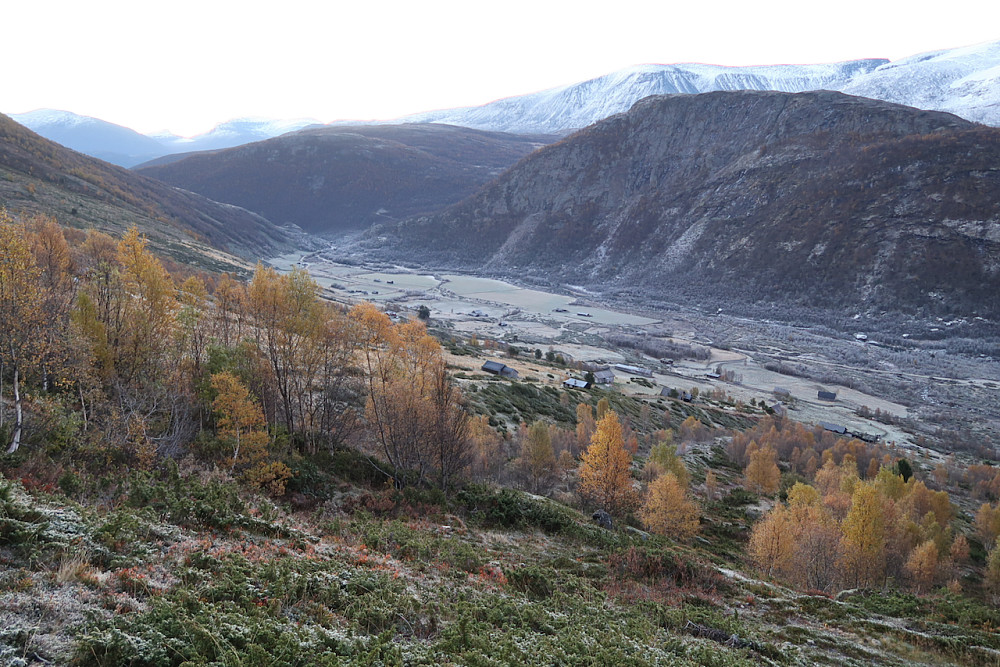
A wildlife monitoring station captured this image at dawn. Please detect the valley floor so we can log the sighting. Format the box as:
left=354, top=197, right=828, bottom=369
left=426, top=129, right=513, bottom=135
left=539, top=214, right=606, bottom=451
left=271, top=250, right=1000, bottom=465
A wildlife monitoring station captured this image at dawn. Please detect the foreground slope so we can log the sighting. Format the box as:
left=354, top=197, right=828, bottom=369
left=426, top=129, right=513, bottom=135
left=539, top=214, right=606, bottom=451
left=371, top=91, right=1000, bottom=321
left=3, top=460, right=997, bottom=666
left=0, top=113, right=291, bottom=266
left=135, top=124, right=556, bottom=235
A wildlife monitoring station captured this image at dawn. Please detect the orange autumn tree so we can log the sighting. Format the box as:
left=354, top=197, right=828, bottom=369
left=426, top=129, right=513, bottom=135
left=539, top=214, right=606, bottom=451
left=352, top=302, right=470, bottom=489
left=640, top=472, right=700, bottom=541
left=578, top=411, right=638, bottom=516
left=744, top=442, right=781, bottom=495
left=211, top=371, right=290, bottom=495
left=838, top=481, right=887, bottom=587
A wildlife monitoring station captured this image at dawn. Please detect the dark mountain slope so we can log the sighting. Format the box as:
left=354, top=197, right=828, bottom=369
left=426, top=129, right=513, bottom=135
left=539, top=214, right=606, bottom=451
left=373, top=91, right=1000, bottom=320
left=0, top=113, right=291, bottom=266
left=135, top=124, right=556, bottom=234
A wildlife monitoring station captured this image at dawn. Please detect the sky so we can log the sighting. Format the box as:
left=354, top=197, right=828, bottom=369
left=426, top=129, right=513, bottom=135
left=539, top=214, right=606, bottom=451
left=5, top=0, right=1000, bottom=137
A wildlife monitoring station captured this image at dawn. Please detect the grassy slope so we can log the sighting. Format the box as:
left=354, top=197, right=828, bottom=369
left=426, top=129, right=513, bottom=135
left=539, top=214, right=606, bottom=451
left=1, top=448, right=997, bottom=667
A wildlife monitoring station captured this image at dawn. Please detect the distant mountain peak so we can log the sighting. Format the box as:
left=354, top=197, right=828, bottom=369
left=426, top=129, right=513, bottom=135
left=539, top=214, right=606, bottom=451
left=396, top=41, right=1000, bottom=133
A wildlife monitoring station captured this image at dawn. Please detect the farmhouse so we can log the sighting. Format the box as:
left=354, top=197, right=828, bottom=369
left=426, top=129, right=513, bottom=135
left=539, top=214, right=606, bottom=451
left=773, top=387, right=791, bottom=398
left=481, top=361, right=519, bottom=378
left=817, top=390, right=837, bottom=401
left=660, top=387, right=693, bottom=402
left=818, top=422, right=847, bottom=435
left=593, top=369, right=616, bottom=384
left=563, top=378, right=590, bottom=389
left=614, top=364, right=653, bottom=378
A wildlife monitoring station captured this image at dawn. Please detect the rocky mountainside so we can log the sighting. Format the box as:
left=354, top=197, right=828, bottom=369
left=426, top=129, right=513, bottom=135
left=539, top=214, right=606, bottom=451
left=401, top=41, right=1000, bottom=133
left=135, top=124, right=556, bottom=235
left=369, top=91, right=1000, bottom=321
left=0, top=113, right=291, bottom=266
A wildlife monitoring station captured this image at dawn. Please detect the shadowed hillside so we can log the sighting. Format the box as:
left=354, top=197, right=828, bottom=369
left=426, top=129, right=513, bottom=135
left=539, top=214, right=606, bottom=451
left=0, top=113, right=291, bottom=268
left=368, top=91, right=1000, bottom=321
left=135, top=124, right=556, bottom=234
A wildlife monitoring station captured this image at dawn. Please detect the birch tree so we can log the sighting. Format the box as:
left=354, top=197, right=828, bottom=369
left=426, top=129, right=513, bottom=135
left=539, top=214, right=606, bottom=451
left=0, top=215, right=45, bottom=453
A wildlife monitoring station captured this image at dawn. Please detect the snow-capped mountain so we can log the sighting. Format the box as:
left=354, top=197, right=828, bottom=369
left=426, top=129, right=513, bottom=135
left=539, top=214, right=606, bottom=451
left=10, top=109, right=168, bottom=167
left=399, top=60, right=888, bottom=134
left=10, top=40, right=1000, bottom=165
left=841, top=41, right=1000, bottom=126
left=397, top=40, right=1000, bottom=134
left=10, top=112, right=320, bottom=167
left=153, top=117, right=321, bottom=154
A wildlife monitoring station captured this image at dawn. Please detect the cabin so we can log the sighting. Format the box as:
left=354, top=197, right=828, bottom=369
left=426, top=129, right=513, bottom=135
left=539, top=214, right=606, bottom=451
left=773, top=387, right=791, bottom=398
left=818, top=422, right=847, bottom=435
left=593, top=369, right=616, bottom=384
left=705, top=372, right=722, bottom=380
left=481, top=361, right=519, bottom=378
left=662, top=387, right=693, bottom=402
left=818, top=390, right=837, bottom=401
left=614, top=364, right=653, bottom=378
left=563, top=378, right=590, bottom=389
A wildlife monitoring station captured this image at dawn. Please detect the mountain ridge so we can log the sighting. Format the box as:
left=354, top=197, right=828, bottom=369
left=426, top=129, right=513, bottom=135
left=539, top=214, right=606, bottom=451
left=11, top=40, right=1000, bottom=165
left=134, top=123, right=557, bottom=235
left=0, top=112, right=293, bottom=268
left=363, top=90, right=1000, bottom=321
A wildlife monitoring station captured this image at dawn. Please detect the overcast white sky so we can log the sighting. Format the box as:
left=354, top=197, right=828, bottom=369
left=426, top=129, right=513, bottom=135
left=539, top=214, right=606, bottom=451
left=5, top=0, right=999, bottom=136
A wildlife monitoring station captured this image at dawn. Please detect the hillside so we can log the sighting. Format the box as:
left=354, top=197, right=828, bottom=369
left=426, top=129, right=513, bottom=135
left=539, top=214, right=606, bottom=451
left=366, top=91, right=1000, bottom=322
left=135, top=124, right=556, bottom=235
left=0, top=113, right=292, bottom=268
left=8, top=109, right=168, bottom=167
left=1, top=221, right=998, bottom=665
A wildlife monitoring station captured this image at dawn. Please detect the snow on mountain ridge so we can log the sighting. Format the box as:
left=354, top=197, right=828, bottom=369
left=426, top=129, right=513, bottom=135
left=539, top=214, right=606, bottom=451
left=397, top=41, right=1000, bottom=133
left=399, top=59, right=890, bottom=134
left=841, top=40, right=1000, bottom=127
left=13, top=109, right=101, bottom=129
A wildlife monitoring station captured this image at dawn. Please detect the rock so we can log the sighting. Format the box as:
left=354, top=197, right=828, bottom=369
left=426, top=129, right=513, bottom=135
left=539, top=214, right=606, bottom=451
left=625, top=526, right=650, bottom=541
left=592, top=509, right=613, bottom=530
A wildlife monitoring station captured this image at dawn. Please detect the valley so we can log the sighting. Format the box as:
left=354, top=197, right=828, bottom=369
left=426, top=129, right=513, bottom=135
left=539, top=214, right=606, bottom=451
left=4, top=37, right=1000, bottom=663
left=271, top=248, right=999, bottom=463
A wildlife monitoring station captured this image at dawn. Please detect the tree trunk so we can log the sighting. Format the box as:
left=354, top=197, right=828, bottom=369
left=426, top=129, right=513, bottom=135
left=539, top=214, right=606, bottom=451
left=6, top=364, right=22, bottom=454
left=79, top=382, right=88, bottom=431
